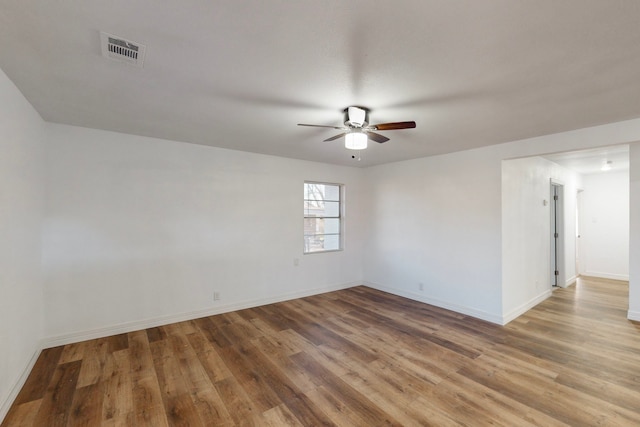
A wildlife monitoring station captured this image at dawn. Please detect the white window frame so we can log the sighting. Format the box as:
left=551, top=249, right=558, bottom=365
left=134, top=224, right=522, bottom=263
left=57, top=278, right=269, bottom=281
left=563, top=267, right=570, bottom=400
left=303, top=181, right=343, bottom=254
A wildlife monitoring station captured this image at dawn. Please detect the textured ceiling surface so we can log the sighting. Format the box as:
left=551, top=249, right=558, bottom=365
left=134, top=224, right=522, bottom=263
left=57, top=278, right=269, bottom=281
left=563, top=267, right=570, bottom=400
left=2, top=1, right=640, bottom=167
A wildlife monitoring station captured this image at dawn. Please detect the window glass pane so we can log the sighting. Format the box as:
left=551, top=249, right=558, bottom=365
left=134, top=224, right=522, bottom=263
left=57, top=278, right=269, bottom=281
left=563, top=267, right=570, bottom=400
left=304, top=183, right=325, bottom=201
left=323, top=218, right=340, bottom=234
left=323, top=185, right=340, bottom=201
left=304, top=235, right=325, bottom=253
left=304, top=218, right=320, bottom=234
left=323, top=201, right=339, bottom=217
left=323, top=234, right=340, bottom=251
left=303, top=218, right=340, bottom=235
left=304, top=183, right=340, bottom=202
left=304, top=234, right=340, bottom=252
left=304, top=201, right=339, bottom=217
left=304, top=200, right=324, bottom=216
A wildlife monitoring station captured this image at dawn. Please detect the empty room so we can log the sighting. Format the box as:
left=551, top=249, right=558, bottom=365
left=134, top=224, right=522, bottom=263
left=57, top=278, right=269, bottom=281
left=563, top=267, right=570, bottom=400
left=1, top=1, right=640, bottom=425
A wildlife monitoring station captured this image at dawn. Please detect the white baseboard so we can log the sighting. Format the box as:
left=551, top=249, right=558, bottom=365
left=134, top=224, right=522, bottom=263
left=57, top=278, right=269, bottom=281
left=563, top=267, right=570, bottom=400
left=0, top=345, right=42, bottom=424
left=362, top=281, right=504, bottom=325
left=502, top=290, right=552, bottom=325
left=564, top=275, right=577, bottom=287
left=584, top=271, right=629, bottom=281
left=628, top=310, right=640, bottom=322
left=41, top=281, right=361, bottom=348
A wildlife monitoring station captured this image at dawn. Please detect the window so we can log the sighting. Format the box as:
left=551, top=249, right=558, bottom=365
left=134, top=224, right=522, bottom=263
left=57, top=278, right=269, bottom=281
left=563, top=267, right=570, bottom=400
left=304, top=182, right=342, bottom=253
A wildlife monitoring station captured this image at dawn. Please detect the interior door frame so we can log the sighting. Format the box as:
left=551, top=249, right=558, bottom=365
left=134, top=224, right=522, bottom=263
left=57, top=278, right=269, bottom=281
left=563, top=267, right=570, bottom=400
left=550, top=179, right=566, bottom=287
left=575, top=188, right=585, bottom=277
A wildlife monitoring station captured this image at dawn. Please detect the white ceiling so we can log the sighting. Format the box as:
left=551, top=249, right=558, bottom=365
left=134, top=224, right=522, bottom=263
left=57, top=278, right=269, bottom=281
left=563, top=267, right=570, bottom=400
left=2, top=1, right=640, bottom=167
left=542, top=145, right=629, bottom=175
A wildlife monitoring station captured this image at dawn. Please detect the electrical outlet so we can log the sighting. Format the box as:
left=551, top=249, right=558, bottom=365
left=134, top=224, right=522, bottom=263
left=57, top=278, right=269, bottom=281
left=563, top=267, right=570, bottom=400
left=294, top=258, right=300, bottom=267
left=419, top=282, right=424, bottom=291
left=213, top=292, right=221, bottom=301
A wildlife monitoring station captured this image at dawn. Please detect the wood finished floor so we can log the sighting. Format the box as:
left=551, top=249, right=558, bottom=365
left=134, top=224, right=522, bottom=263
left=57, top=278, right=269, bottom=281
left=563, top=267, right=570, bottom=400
left=3, top=277, right=640, bottom=426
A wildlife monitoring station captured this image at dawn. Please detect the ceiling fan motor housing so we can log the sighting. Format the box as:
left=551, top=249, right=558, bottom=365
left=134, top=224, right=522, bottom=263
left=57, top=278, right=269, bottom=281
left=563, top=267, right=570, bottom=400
left=344, top=106, right=369, bottom=128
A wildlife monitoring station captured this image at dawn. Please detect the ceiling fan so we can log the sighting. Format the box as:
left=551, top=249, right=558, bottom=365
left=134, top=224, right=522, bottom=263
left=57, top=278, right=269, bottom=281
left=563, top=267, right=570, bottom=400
left=298, top=106, right=416, bottom=150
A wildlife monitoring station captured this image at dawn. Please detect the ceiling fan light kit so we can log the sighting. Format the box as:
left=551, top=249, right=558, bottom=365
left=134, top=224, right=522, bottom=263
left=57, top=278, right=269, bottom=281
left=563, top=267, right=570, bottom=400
left=345, top=132, right=368, bottom=150
left=298, top=106, right=416, bottom=151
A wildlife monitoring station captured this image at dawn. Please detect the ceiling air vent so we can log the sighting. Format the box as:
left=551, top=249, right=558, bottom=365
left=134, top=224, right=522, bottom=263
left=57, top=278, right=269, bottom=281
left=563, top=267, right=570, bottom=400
left=100, top=31, right=146, bottom=67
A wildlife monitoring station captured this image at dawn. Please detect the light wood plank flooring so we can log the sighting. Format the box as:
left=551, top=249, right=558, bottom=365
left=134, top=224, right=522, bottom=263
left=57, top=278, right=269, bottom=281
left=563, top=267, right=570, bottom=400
left=3, top=276, right=640, bottom=426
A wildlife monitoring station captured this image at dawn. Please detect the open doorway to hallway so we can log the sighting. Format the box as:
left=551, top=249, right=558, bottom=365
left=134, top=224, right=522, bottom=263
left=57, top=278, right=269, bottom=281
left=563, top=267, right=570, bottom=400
left=542, top=145, right=629, bottom=284
left=501, top=144, right=630, bottom=323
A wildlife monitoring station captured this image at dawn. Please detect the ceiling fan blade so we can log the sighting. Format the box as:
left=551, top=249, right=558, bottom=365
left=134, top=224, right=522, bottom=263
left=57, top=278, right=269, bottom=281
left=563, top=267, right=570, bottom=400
left=323, top=133, right=347, bottom=142
left=366, top=132, right=390, bottom=143
left=371, top=121, right=416, bottom=131
left=298, top=123, right=345, bottom=130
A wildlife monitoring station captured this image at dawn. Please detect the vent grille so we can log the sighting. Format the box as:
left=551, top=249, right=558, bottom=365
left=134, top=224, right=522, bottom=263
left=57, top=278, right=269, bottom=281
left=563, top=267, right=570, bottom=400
left=108, top=39, right=138, bottom=60
left=100, top=31, right=146, bottom=67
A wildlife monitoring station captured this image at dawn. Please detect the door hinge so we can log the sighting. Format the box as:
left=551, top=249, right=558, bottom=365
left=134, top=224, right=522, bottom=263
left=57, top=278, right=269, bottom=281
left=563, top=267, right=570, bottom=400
left=554, top=232, right=559, bottom=238
left=555, top=270, right=559, bottom=276
left=554, top=195, right=559, bottom=201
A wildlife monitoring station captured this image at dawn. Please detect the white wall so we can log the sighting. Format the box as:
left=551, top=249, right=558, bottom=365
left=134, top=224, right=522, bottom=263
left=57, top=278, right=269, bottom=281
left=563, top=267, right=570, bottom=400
left=0, top=69, right=45, bottom=419
left=42, top=124, right=366, bottom=343
left=363, top=147, right=504, bottom=322
left=628, top=142, right=640, bottom=320
left=501, top=157, right=581, bottom=322
left=581, top=171, right=629, bottom=280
